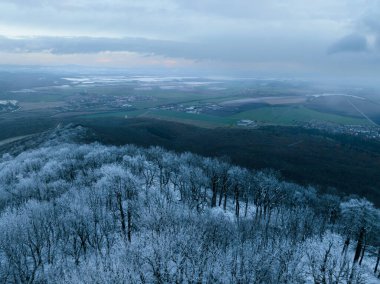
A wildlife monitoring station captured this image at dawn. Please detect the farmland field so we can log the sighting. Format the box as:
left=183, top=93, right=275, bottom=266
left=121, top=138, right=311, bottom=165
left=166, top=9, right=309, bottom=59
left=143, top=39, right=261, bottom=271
left=231, top=105, right=371, bottom=125
left=2, top=71, right=379, bottom=128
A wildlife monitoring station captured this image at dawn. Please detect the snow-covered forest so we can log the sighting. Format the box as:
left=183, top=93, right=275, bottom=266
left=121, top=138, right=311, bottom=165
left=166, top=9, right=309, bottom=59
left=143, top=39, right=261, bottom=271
left=0, top=126, right=379, bottom=283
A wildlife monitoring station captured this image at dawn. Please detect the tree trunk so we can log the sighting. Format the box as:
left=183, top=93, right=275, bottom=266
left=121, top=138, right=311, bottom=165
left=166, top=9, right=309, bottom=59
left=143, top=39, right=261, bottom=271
left=320, top=244, right=333, bottom=284
left=218, top=189, right=223, bottom=207
left=244, top=197, right=249, bottom=217
left=349, top=227, right=366, bottom=283
left=374, top=248, right=380, bottom=274
left=116, top=192, right=127, bottom=241
left=359, top=243, right=366, bottom=265
left=219, top=178, right=227, bottom=207
left=235, top=185, right=240, bottom=218
left=127, top=207, right=132, bottom=243
left=342, top=237, right=350, bottom=255
left=353, top=227, right=365, bottom=264
left=223, top=189, right=227, bottom=211
left=211, top=178, right=217, bottom=207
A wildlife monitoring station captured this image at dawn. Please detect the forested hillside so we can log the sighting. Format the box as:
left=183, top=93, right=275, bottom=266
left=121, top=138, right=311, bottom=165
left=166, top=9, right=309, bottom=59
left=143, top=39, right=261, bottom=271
left=0, top=126, right=379, bottom=283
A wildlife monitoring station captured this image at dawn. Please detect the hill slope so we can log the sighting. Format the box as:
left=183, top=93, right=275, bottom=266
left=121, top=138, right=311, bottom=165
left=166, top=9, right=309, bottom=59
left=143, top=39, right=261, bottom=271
left=0, top=126, right=379, bottom=283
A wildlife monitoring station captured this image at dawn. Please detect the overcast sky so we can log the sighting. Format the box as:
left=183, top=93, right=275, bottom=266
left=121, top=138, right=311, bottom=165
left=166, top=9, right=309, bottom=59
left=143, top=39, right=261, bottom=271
left=0, top=0, right=379, bottom=78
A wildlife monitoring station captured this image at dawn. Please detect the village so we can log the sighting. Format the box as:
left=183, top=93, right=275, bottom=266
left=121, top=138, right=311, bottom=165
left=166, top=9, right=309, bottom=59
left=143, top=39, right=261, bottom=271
left=302, top=120, right=380, bottom=141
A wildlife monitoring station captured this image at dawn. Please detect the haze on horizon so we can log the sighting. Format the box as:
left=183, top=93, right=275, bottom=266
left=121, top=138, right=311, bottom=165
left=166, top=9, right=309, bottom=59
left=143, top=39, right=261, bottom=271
left=0, top=0, right=379, bottom=80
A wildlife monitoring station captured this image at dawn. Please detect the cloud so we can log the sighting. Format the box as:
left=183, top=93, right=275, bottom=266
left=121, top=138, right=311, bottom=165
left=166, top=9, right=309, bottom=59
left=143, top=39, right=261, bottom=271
left=360, top=7, right=380, bottom=51
left=0, top=36, right=183, bottom=55
left=0, top=35, right=328, bottom=64
left=328, top=34, right=368, bottom=54
left=0, top=0, right=379, bottom=79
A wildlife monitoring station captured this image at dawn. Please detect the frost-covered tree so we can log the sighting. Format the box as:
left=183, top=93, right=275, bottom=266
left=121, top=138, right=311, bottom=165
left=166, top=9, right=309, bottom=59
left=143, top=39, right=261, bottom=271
left=0, top=126, right=378, bottom=283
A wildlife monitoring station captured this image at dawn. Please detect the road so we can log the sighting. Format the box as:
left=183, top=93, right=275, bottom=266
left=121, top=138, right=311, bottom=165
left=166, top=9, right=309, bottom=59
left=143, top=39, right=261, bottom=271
left=347, top=99, right=378, bottom=126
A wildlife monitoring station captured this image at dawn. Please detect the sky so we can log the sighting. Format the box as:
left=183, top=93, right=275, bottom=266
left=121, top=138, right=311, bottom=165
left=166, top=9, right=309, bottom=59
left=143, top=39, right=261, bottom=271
left=0, top=0, right=379, bottom=78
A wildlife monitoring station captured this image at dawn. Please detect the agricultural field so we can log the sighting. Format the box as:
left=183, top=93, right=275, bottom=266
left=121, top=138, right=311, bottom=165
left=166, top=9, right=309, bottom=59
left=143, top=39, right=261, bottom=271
left=231, top=105, right=371, bottom=126
left=1, top=70, right=380, bottom=137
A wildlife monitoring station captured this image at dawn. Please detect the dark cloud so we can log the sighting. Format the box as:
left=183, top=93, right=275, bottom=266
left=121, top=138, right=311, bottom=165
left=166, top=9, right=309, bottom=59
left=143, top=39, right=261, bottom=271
left=328, top=34, right=368, bottom=54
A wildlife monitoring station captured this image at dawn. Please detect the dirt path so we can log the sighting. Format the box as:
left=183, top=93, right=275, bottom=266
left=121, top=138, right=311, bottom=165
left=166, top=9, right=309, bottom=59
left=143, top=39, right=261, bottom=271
left=0, top=134, right=35, bottom=147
